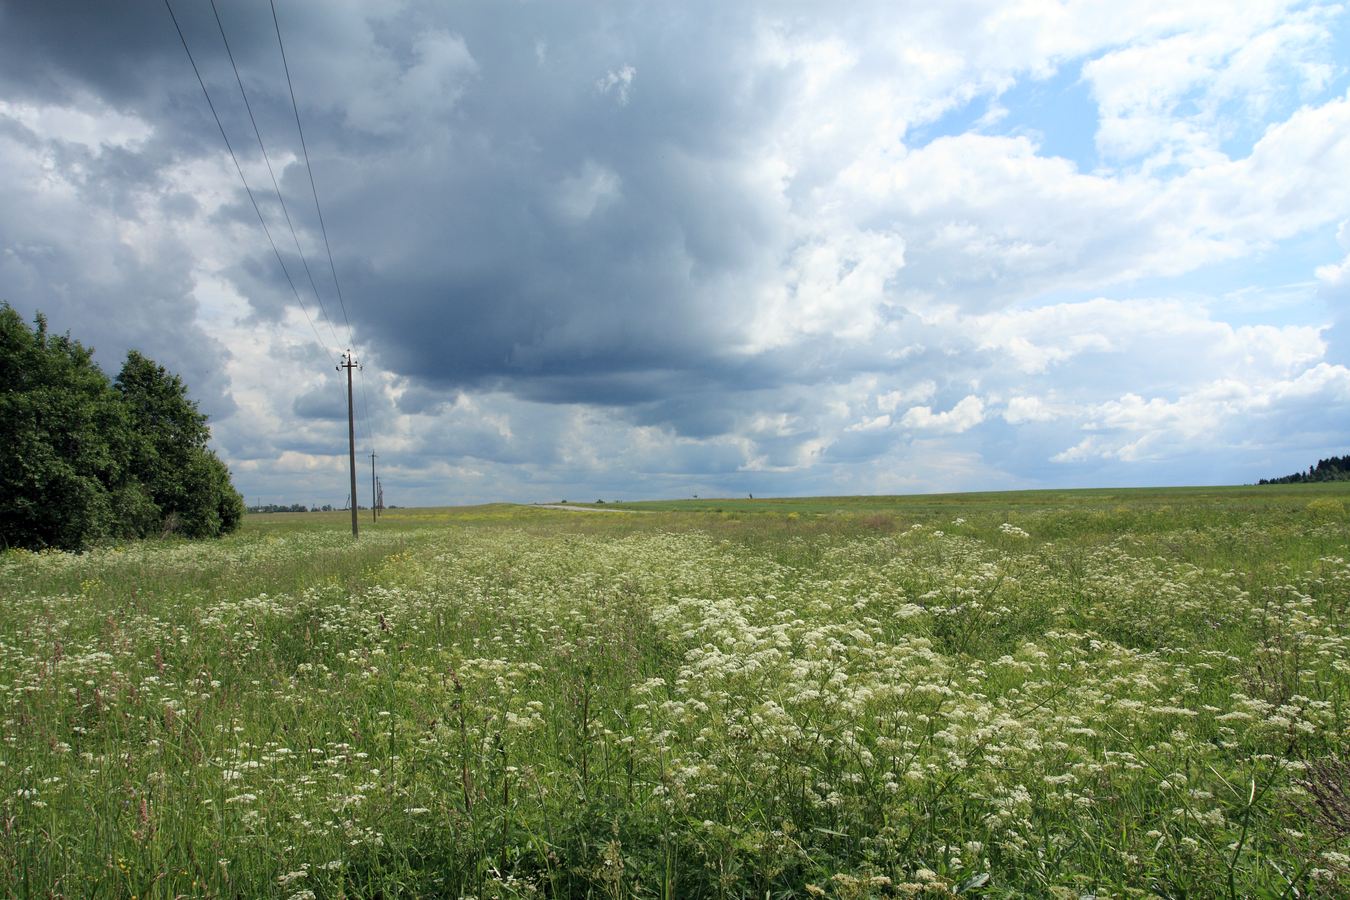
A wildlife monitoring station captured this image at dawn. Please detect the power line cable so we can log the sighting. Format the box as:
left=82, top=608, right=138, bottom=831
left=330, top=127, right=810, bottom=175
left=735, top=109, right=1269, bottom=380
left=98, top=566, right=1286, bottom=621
left=357, top=364, right=376, bottom=451
left=269, top=0, right=354, bottom=348
left=271, top=0, right=377, bottom=461
left=169, top=0, right=376, bottom=514
left=163, top=0, right=331, bottom=353
left=208, top=0, right=342, bottom=350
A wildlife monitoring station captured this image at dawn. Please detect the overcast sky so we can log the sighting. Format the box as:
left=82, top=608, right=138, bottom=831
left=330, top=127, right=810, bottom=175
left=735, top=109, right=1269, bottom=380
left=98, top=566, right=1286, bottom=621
left=3, top=0, right=1349, bottom=506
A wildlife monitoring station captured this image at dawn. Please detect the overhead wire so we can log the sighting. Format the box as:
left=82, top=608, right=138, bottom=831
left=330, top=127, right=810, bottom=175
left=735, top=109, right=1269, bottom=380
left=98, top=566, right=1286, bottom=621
left=208, top=0, right=342, bottom=351
left=357, top=367, right=376, bottom=452
left=269, top=0, right=376, bottom=459
left=163, top=0, right=332, bottom=354
left=269, top=0, right=354, bottom=348
left=170, top=0, right=384, bottom=504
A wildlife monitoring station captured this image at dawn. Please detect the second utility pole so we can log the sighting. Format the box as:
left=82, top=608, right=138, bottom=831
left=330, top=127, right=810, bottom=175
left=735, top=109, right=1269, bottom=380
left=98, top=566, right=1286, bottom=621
left=339, top=351, right=359, bottom=539
left=370, top=451, right=378, bottom=522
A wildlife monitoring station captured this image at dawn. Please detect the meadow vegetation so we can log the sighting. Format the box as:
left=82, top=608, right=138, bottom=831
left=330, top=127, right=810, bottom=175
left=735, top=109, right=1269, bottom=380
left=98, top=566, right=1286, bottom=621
left=1, top=485, right=1347, bottom=897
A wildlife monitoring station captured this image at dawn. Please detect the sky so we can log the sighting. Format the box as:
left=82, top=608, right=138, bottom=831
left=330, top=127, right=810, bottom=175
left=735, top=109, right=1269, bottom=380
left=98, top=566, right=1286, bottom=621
left=2, top=0, right=1349, bottom=507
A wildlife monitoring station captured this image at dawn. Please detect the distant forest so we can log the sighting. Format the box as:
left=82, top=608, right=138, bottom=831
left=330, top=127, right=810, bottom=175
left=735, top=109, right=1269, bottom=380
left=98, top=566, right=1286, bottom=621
left=1258, top=455, right=1350, bottom=484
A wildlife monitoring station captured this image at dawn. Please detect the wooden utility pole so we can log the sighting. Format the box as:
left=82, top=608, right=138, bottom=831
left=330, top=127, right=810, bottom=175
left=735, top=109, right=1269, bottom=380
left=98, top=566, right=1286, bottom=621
left=370, top=451, right=378, bottom=522
left=338, top=351, right=359, bottom=538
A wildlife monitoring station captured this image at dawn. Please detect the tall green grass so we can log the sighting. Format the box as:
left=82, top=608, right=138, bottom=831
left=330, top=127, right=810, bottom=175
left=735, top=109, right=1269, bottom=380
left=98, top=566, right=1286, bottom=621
left=1, top=485, right=1347, bottom=897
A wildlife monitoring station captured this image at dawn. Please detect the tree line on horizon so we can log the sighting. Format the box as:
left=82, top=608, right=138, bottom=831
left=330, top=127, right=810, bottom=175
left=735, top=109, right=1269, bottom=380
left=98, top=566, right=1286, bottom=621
left=246, top=503, right=399, bottom=514
left=1257, top=454, right=1350, bottom=485
left=1, top=304, right=244, bottom=551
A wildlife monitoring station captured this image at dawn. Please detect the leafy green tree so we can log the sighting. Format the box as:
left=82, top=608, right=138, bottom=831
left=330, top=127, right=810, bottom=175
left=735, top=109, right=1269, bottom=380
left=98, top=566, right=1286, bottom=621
left=0, top=303, right=244, bottom=549
left=115, top=350, right=243, bottom=539
left=0, top=305, right=130, bottom=549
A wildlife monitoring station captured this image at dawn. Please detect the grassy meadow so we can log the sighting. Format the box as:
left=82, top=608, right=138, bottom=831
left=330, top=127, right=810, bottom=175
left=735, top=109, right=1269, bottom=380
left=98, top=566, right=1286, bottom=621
left=1, top=484, right=1348, bottom=898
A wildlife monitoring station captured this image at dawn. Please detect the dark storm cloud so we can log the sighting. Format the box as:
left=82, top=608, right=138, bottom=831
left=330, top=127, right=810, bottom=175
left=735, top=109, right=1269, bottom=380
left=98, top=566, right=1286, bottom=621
left=825, top=428, right=898, bottom=463
left=0, top=0, right=269, bottom=421
left=6, top=0, right=1346, bottom=505
left=628, top=395, right=740, bottom=440
left=0, top=171, right=237, bottom=420
left=327, top=83, right=788, bottom=404
left=0, top=0, right=898, bottom=447
left=291, top=381, right=345, bottom=420
left=130, top=1, right=799, bottom=412
left=0, top=1, right=179, bottom=105
left=392, top=402, right=567, bottom=468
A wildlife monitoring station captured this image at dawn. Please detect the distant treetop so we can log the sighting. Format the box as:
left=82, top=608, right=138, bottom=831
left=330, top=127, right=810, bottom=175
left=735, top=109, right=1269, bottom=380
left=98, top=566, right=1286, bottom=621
left=1257, top=455, right=1350, bottom=485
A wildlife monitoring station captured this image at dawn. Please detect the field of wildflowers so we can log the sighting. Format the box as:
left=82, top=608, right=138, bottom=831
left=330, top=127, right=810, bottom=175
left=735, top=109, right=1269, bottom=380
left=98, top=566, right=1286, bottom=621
left=1, top=486, right=1347, bottom=898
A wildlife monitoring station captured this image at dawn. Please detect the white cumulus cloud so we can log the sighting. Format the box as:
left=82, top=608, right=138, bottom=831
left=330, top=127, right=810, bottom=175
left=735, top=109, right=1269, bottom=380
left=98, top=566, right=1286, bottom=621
left=900, top=396, right=986, bottom=434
